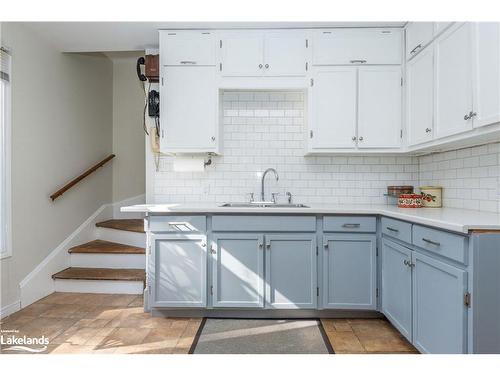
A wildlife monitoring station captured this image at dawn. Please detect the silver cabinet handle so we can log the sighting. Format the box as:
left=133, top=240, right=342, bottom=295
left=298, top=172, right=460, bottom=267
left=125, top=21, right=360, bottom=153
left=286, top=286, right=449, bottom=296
left=350, top=59, right=367, bottom=64
left=386, top=227, right=399, bottom=232
left=464, top=113, right=471, bottom=120
left=211, top=136, right=216, bottom=142
left=404, top=260, right=415, bottom=267
left=265, top=64, right=269, bottom=68
left=470, top=111, right=477, bottom=118
left=324, top=243, right=329, bottom=248
left=266, top=243, right=271, bottom=249
left=352, top=136, right=357, bottom=141
left=180, top=61, right=197, bottom=64
left=422, top=238, right=441, bottom=247
left=358, top=136, right=364, bottom=141
left=259, top=64, right=263, bottom=69
left=410, top=44, right=422, bottom=54
left=425, top=128, right=432, bottom=133
left=403, top=260, right=409, bottom=266
left=342, top=223, right=361, bottom=228
left=258, top=243, right=263, bottom=249
left=210, top=247, right=216, bottom=254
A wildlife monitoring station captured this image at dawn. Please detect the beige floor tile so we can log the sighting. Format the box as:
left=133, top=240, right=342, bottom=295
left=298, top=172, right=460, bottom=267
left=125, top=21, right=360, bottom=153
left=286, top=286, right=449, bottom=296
left=128, top=296, right=144, bottom=307
left=40, top=304, right=85, bottom=319
left=82, top=306, right=124, bottom=320
left=99, top=327, right=151, bottom=348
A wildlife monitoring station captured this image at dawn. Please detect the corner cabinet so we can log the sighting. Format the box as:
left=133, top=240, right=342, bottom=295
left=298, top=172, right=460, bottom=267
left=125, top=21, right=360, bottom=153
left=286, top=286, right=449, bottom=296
left=322, top=234, right=377, bottom=309
left=150, top=234, right=207, bottom=308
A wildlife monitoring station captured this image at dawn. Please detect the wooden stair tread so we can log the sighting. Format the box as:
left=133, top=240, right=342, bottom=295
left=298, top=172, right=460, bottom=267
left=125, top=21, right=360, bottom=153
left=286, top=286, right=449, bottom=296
left=52, top=267, right=145, bottom=281
left=68, top=240, right=145, bottom=254
left=96, top=219, right=144, bottom=233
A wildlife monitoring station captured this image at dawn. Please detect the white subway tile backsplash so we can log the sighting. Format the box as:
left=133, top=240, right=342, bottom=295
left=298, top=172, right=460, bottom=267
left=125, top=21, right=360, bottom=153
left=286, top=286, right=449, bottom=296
left=153, top=90, right=499, bottom=212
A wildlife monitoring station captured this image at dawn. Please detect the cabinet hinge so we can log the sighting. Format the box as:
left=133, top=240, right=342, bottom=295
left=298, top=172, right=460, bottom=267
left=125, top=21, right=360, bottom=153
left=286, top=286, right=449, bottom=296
left=310, top=130, right=314, bottom=138
left=210, top=286, right=213, bottom=296
left=316, top=287, right=319, bottom=297
left=310, top=78, right=314, bottom=87
left=376, top=246, right=378, bottom=256
left=161, top=77, right=164, bottom=86
left=400, top=129, right=403, bottom=139
left=306, top=39, right=309, bottom=48
left=219, top=39, right=222, bottom=48
left=219, top=63, right=222, bottom=71
left=464, top=292, right=471, bottom=307
left=316, top=245, right=318, bottom=256
left=376, top=288, right=379, bottom=298
left=306, top=62, right=308, bottom=71
left=401, top=77, right=403, bottom=86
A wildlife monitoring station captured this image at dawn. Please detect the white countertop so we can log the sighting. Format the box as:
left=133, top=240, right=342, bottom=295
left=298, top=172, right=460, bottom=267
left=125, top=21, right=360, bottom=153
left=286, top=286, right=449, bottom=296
left=122, top=203, right=500, bottom=234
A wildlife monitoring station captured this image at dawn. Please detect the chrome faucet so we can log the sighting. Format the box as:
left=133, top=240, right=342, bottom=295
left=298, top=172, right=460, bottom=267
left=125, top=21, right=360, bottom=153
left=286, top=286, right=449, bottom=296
left=261, top=168, right=279, bottom=202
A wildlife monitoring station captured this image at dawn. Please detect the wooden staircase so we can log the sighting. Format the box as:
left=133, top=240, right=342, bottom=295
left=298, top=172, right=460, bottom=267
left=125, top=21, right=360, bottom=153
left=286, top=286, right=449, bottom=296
left=52, top=219, right=146, bottom=294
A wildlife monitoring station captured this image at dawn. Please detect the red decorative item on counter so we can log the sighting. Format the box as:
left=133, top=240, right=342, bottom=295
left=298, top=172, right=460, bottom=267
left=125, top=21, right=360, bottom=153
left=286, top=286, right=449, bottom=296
left=398, top=194, right=423, bottom=208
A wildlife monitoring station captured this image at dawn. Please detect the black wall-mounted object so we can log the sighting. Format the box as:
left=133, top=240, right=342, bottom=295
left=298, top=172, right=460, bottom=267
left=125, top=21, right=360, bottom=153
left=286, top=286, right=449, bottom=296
left=136, top=57, right=147, bottom=82
left=148, top=90, right=160, bottom=117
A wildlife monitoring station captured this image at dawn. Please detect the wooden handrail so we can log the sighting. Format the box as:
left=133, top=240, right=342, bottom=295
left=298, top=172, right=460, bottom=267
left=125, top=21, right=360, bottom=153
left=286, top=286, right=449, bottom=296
left=50, top=154, right=115, bottom=201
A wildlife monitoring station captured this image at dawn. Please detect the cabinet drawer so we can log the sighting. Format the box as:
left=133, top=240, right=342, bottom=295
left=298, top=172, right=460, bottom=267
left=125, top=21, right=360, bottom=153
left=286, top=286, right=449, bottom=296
left=212, top=215, right=316, bottom=232
left=160, top=31, right=215, bottom=66
left=412, top=225, right=467, bottom=264
left=313, top=29, right=402, bottom=65
left=323, top=216, right=376, bottom=232
left=381, top=217, right=412, bottom=243
left=149, top=216, right=206, bottom=233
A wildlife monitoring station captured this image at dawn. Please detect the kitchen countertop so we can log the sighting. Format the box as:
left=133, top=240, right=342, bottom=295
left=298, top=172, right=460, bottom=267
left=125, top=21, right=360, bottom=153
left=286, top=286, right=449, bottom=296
left=121, top=203, right=500, bottom=234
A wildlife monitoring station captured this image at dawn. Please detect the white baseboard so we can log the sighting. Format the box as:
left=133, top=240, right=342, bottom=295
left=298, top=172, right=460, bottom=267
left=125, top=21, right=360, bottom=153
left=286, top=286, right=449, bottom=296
left=0, top=300, right=21, bottom=319
left=54, top=279, right=144, bottom=294
left=112, top=194, right=145, bottom=219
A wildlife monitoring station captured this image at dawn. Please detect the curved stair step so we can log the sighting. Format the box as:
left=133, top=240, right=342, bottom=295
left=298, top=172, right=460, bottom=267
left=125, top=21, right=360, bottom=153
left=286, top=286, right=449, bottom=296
left=96, top=219, right=144, bottom=233
left=68, top=240, right=145, bottom=254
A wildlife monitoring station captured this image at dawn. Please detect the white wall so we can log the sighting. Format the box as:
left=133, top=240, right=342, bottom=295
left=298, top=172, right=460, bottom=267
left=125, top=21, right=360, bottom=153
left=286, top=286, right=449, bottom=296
left=110, top=52, right=145, bottom=202
left=152, top=90, right=419, bottom=205
left=0, top=23, right=114, bottom=309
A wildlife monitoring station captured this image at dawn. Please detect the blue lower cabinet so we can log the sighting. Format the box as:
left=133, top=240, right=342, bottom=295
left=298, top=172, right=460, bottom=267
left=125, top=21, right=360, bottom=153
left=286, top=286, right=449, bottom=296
left=211, top=234, right=265, bottom=308
left=322, top=234, right=377, bottom=309
left=151, top=234, right=207, bottom=308
left=265, top=234, right=317, bottom=309
left=412, top=251, right=468, bottom=354
left=381, top=238, right=413, bottom=341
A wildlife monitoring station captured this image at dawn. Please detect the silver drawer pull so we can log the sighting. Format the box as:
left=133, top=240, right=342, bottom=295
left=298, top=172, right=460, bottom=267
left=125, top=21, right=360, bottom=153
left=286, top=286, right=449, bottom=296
left=386, top=227, right=399, bottom=232
left=410, top=44, right=422, bottom=54
left=422, top=238, right=441, bottom=247
left=180, top=61, right=197, bottom=64
left=342, top=223, right=361, bottom=228
left=350, top=59, right=367, bottom=64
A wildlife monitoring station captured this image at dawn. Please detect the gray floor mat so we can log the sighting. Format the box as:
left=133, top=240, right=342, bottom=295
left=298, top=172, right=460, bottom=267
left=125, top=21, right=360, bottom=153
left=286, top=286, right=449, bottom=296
left=192, top=318, right=332, bottom=354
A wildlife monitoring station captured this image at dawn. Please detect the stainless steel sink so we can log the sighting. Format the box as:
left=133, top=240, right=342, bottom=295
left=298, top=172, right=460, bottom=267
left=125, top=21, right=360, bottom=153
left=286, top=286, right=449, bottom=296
left=219, top=202, right=309, bottom=208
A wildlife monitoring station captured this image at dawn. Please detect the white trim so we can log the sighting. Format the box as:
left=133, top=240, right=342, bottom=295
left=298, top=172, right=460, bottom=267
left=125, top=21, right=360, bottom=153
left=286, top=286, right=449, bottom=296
left=0, top=42, right=12, bottom=260
left=54, top=279, right=143, bottom=294
left=0, top=300, right=20, bottom=319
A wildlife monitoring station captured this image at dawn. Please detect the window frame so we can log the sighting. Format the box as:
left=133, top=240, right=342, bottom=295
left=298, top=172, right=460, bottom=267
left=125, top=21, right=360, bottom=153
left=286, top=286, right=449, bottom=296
left=0, top=45, right=12, bottom=260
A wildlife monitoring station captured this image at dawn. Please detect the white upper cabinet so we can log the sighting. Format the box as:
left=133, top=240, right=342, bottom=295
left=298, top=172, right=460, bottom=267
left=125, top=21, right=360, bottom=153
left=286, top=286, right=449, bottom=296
left=160, top=66, right=217, bottom=153
left=357, top=66, right=402, bottom=148
left=219, top=32, right=264, bottom=76
left=313, top=29, right=402, bottom=65
left=472, top=22, right=500, bottom=128
left=160, top=31, right=216, bottom=66
left=264, top=32, right=308, bottom=76
left=219, top=31, right=307, bottom=77
left=310, top=67, right=358, bottom=150
left=407, top=46, right=434, bottom=146
left=406, top=22, right=435, bottom=60
left=435, top=23, right=473, bottom=138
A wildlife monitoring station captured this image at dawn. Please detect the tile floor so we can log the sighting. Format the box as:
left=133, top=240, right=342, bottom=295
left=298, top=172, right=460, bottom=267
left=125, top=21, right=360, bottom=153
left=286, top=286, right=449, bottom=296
left=1, top=293, right=417, bottom=354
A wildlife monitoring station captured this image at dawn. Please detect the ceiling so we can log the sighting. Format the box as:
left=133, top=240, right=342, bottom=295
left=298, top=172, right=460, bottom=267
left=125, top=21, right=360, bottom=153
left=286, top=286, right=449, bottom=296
left=21, top=22, right=407, bottom=53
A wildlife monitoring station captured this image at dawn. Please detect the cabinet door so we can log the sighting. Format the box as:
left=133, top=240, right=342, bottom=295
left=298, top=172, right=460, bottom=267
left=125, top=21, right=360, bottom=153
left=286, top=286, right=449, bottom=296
left=220, top=33, right=264, bottom=76
left=310, top=67, right=357, bottom=149
left=212, top=234, right=264, bottom=308
left=313, top=29, right=402, bottom=65
left=435, top=23, right=473, bottom=138
left=265, top=234, right=317, bottom=309
left=151, top=234, right=207, bottom=308
left=358, top=66, right=402, bottom=148
left=406, top=22, right=434, bottom=59
left=161, top=66, right=217, bottom=153
left=381, top=238, right=413, bottom=341
left=323, top=234, right=377, bottom=310
left=263, top=32, right=308, bottom=76
left=472, top=22, right=500, bottom=128
left=407, top=46, right=434, bottom=146
left=412, top=251, right=468, bottom=354
left=160, top=31, right=215, bottom=66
